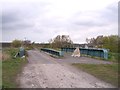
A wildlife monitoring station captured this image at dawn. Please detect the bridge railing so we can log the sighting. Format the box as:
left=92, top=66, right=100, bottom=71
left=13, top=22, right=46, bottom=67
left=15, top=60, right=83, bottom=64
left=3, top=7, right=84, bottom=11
left=61, top=47, right=108, bottom=59
left=41, top=48, right=63, bottom=57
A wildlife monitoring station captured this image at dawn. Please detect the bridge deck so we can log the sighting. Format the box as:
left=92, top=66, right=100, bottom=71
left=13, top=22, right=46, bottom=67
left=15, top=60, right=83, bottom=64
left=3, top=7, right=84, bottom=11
left=29, top=50, right=112, bottom=64
left=55, top=52, right=112, bottom=64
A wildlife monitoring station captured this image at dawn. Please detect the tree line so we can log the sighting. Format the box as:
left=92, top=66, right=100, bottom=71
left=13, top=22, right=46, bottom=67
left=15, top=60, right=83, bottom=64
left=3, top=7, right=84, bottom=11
left=86, top=35, right=120, bottom=53
left=49, top=35, right=73, bottom=48
left=11, top=35, right=120, bottom=53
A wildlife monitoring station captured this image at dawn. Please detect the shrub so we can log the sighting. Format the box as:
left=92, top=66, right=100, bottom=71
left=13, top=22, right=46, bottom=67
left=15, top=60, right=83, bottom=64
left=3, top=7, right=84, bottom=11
left=12, top=40, right=22, bottom=48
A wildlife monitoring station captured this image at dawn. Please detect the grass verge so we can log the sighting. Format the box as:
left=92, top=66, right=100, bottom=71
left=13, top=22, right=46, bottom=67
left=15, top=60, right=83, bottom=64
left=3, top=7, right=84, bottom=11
left=72, top=63, right=118, bottom=87
left=108, top=52, right=119, bottom=62
left=2, top=48, right=27, bottom=88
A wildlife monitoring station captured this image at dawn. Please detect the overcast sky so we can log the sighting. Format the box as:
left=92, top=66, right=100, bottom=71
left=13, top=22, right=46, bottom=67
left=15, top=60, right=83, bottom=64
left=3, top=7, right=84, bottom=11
left=1, top=0, right=118, bottom=43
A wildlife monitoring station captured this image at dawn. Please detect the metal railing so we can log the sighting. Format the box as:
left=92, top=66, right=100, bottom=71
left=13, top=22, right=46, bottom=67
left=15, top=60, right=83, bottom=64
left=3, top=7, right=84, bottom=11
left=41, top=48, right=63, bottom=57
left=61, top=47, right=108, bottom=59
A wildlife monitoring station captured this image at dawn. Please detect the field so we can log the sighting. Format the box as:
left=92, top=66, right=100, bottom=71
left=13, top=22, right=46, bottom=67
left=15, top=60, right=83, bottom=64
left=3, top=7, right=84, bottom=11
left=108, top=52, right=119, bottom=62
left=1, top=47, right=119, bottom=88
left=0, top=52, right=2, bottom=60
left=2, top=48, right=27, bottom=88
left=0, top=50, right=1, bottom=88
left=72, top=63, right=118, bottom=87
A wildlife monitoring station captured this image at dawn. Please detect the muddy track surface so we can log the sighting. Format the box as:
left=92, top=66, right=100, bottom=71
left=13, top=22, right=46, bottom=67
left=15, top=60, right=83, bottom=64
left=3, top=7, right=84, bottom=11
left=18, top=50, right=115, bottom=88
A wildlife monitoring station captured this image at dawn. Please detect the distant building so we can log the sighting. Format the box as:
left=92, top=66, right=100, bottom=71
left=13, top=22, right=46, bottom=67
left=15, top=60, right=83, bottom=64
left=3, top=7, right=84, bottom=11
left=23, top=40, right=31, bottom=45
left=1, top=42, right=11, bottom=48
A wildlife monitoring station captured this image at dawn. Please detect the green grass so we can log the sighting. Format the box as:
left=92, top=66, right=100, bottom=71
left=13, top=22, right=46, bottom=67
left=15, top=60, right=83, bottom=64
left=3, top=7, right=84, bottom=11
left=108, top=52, right=119, bottom=62
left=2, top=48, right=27, bottom=88
left=81, top=52, right=119, bottom=63
left=81, top=54, right=105, bottom=60
left=0, top=61, right=2, bottom=89
left=72, top=63, right=118, bottom=87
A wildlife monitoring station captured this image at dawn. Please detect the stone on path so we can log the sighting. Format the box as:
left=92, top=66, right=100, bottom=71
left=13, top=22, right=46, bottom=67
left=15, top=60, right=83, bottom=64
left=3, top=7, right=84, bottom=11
left=71, top=47, right=80, bottom=57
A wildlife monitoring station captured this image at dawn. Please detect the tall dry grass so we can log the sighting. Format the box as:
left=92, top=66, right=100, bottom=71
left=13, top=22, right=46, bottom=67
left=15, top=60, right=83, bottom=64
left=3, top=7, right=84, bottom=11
left=0, top=52, right=2, bottom=60
left=1, top=52, right=10, bottom=61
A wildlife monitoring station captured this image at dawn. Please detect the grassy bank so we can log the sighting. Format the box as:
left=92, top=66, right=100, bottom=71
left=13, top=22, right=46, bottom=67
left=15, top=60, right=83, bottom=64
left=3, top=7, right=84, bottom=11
left=81, top=52, right=119, bottom=62
left=2, top=48, right=27, bottom=88
left=108, top=52, right=119, bottom=62
left=72, top=63, right=118, bottom=87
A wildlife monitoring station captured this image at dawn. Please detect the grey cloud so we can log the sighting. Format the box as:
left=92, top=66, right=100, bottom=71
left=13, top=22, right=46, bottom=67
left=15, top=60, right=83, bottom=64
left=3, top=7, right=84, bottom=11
left=2, top=22, right=34, bottom=30
left=2, top=0, right=117, bottom=43
left=2, top=1, right=50, bottom=31
left=40, top=18, right=68, bottom=28
left=74, top=21, right=105, bottom=27
left=100, top=3, right=117, bottom=22
left=119, top=2, right=120, bottom=18
left=2, top=10, right=31, bottom=30
left=71, top=3, right=117, bottom=28
left=2, top=11, right=20, bottom=24
left=2, top=13, right=34, bottom=30
left=70, top=17, right=106, bottom=28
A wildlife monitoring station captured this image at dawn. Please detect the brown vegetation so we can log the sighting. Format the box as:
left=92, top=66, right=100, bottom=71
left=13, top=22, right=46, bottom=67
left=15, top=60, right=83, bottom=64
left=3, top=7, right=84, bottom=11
left=0, top=52, right=2, bottom=60
left=1, top=52, right=10, bottom=61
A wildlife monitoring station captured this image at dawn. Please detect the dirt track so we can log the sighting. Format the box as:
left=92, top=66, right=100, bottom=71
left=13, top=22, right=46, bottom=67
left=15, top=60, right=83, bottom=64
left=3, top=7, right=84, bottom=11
left=18, top=50, right=115, bottom=88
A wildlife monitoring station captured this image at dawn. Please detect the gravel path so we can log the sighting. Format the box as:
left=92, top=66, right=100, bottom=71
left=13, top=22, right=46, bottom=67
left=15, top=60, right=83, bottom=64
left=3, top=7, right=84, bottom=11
left=18, top=50, right=115, bottom=88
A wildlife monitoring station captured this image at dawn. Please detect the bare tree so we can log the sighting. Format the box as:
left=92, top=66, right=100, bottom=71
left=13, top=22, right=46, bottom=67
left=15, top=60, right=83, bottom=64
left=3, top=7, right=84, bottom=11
left=50, top=35, right=73, bottom=48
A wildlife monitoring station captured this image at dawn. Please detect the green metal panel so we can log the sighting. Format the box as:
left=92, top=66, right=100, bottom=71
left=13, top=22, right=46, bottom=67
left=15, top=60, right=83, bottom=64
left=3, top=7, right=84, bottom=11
left=61, top=47, right=108, bottom=59
left=19, top=47, right=25, bottom=57
left=41, top=48, right=63, bottom=57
